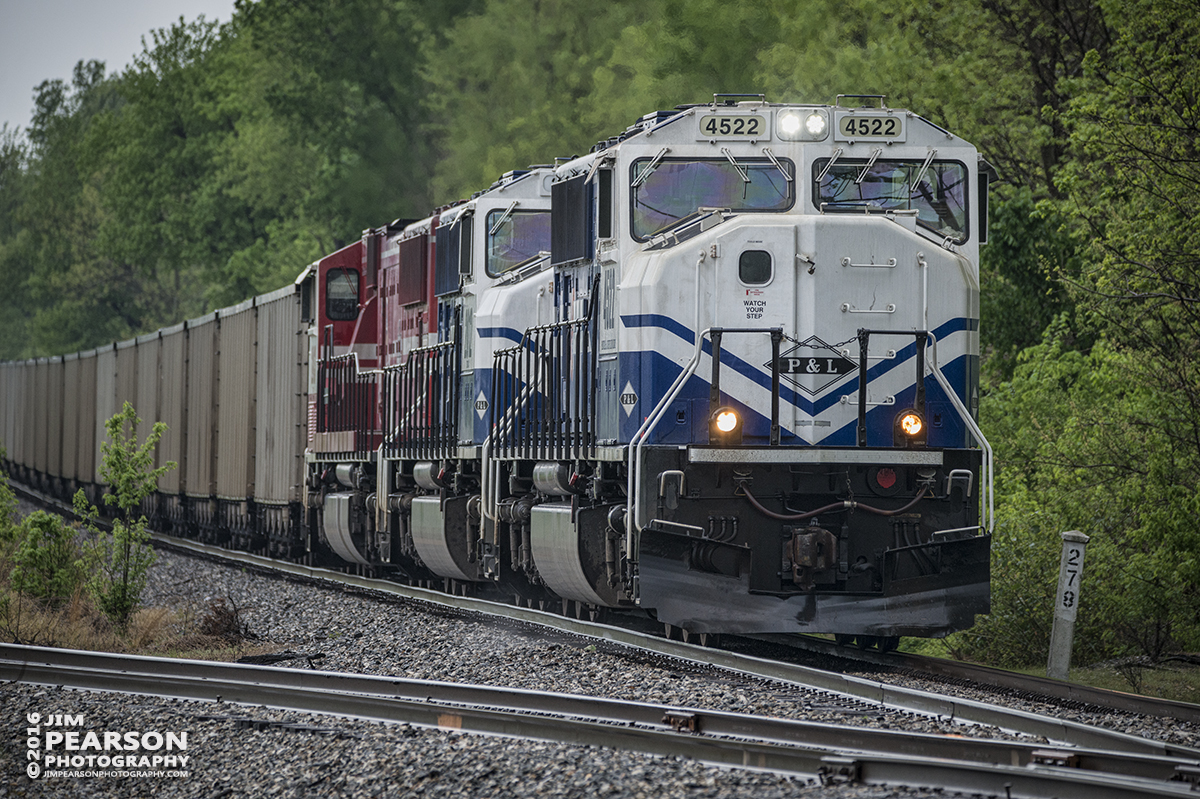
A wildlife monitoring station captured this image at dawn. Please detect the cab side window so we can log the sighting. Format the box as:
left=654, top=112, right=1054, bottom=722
left=326, top=270, right=360, bottom=321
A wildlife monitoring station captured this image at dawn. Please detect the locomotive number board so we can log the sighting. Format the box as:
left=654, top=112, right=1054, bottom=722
left=833, top=112, right=907, bottom=142
left=696, top=113, right=769, bottom=141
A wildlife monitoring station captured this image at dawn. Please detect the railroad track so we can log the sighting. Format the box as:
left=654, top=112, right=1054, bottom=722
left=14, top=482, right=1200, bottom=765
left=136, top=530, right=1195, bottom=757
left=749, top=631, right=1200, bottom=724
left=4, top=643, right=1199, bottom=798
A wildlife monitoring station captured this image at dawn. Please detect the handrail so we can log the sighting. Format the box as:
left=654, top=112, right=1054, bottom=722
left=378, top=311, right=461, bottom=460
left=626, top=326, right=784, bottom=562
left=315, top=350, right=380, bottom=449
left=927, top=333, right=994, bottom=532
left=853, top=329, right=927, bottom=447
left=626, top=327, right=712, bottom=564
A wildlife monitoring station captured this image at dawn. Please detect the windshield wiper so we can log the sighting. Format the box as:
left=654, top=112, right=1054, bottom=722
left=911, top=148, right=937, bottom=195
left=721, top=147, right=750, bottom=183
left=761, top=147, right=793, bottom=184
left=632, top=147, right=670, bottom=188
left=489, top=201, right=519, bottom=235
left=855, top=148, right=883, bottom=184
left=816, top=147, right=844, bottom=182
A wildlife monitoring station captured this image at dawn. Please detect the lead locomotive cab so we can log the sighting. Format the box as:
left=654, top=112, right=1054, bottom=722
left=608, top=95, right=992, bottom=648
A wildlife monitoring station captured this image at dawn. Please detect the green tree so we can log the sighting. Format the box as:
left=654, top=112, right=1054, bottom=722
left=0, top=127, right=33, bottom=358
left=4, top=60, right=131, bottom=356
left=898, top=0, right=1111, bottom=198
left=1058, top=0, right=1200, bottom=440
left=979, top=189, right=1083, bottom=381
left=0, top=446, right=19, bottom=543
left=957, top=320, right=1200, bottom=664
left=81, top=17, right=247, bottom=323
left=422, top=0, right=649, bottom=202
left=76, top=402, right=176, bottom=625
left=238, top=0, right=457, bottom=230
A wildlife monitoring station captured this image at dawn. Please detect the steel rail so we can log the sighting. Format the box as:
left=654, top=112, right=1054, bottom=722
left=12, top=483, right=1200, bottom=762
left=144, top=530, right=1200, bottom=761
left=751, top=632, right=1200, bottom=724
left=3, top=644, right=1197, bottom=799
left=142, top=527, right=1200, bottom=758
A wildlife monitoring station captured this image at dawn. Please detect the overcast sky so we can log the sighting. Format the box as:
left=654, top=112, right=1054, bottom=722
left=1, top=0, right=237, bottom=135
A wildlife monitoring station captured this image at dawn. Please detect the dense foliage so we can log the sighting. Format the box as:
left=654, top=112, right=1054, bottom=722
left=8, top=511, right=86, bottom=607
left=1, top=0, right=1197, bottom=665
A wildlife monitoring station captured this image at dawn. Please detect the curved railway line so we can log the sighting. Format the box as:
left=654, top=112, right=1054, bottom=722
left=3, top=644, right=1198, bottom=798
left=10, top=480, right=1200, bottom=796
left=745, top=632, right=1200, bottom=724
left=21, top=477, right=1200, bottom=730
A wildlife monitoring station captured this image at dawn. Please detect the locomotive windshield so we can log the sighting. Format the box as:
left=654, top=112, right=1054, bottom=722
left=630, top=158, right=793, bottom=240
left=814, top=158, right=968, bottom=242
left=486, top=209, right=551, bottom=276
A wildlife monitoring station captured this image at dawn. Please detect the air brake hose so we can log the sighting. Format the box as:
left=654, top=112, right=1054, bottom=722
left=740, top=484, right=930, bottom=521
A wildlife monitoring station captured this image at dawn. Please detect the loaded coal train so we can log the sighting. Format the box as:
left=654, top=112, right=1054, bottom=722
left=1, top=95, right=995, bottom=649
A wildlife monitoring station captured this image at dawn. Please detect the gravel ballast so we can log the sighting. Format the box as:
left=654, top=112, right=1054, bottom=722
left=2, top=682, right=946, bottom=799
left=136, top=550, right=1036, bottom=738
left=3, top=534, right=1197, bottom=797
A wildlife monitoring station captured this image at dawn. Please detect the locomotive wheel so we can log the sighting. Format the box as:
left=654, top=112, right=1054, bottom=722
left=856, top=635, right=879, bottom=650
left=834, top=634, right=855, bottom=647
left=878, top=636, right=901, bottom=653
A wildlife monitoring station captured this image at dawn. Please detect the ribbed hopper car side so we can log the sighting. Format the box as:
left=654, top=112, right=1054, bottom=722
left=115, top=337, right=139, bottom=427
left=1, top=362, right=26, bottom=479
left=73, top=350, right=99, bottom=502
left=93, top=345, right=117, bottom=489
left=254, top=285, right=309, bottom=557
left=19, top=359, right=34, bottom=482
left=44, top=356, right=64, bottom=496
left=134, top=332, right=162, bottom=520
left=62, top=353, right=81, bottom=496
left=214, top=299, right=258, bottom=547
left=32, top=358, right=48, bottom=489
left=157, top=323, right=188, bottom=531
left=184, top=313, right=219, bottom=540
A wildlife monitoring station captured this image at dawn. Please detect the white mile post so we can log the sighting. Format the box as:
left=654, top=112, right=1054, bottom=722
left=1047, top=530, right=1090, bottom=680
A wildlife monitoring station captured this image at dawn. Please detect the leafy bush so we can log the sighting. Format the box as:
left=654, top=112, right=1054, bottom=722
left=8, top=511, right=85, bottom=606
left=0, top=446, right=18, bottom=545
left=76, top=402, right=176, bottom=626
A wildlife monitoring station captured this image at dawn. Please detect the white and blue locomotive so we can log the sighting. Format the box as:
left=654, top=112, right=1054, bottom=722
left=309, top=94, right=994, bottom=646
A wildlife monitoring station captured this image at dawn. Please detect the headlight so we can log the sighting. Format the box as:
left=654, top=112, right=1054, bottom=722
left=709, top=406, right=743, bottom=446
left=777, top=109, right=829, bottom=141
left=893, top=409, right=927, bottom=447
